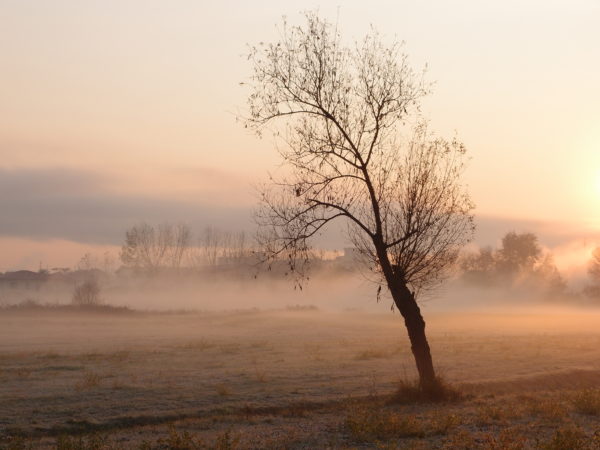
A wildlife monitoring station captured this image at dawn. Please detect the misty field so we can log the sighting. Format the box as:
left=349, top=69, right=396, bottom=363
left=1, top=307, right=600, bottom=449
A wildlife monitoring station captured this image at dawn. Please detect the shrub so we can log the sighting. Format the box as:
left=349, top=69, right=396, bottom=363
left=72, top=280, right=101, bottom=306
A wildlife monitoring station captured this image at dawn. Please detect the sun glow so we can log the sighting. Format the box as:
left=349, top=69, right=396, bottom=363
left=574, top=131, right=600, bottom=224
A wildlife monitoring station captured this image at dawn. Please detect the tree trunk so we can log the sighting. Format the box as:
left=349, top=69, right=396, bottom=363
left=389, top=283, right=437, bottom=391
left=373, top=242, right=437, bottom=392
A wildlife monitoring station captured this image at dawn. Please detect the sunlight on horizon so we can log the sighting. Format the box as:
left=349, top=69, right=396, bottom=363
left=0, top=1, right=599, bottom=268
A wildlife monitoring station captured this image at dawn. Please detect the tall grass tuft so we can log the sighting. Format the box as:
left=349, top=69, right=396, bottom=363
left=390, top=376, right=463, bottom=404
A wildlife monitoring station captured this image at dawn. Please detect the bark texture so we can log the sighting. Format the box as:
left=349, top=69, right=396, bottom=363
left=391, top=284, right=436, bottom=390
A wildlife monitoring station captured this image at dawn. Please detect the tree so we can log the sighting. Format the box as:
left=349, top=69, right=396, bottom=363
left=76, top=251, right=117, bottom=274
left=120, top=222, right=191, bottom=272
left=590, top=247, right=600, bottom=281
left=585, top=247, right=600, bottom=299
left=459, top=232, right=566, bottom=295
left=460, top=246, right=495, bottom=286
left=496, top=231, right=541, bottom=276
left=200, top=226, right=224, bottom=267
left=169, top=223, right=192, bottom=269
left=244, top=12, right=474, bottom=392
left=77, top=252, right=97, bottom=271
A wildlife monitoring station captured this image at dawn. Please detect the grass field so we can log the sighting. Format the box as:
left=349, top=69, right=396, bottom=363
left=1, top=307, right=600, bottom=449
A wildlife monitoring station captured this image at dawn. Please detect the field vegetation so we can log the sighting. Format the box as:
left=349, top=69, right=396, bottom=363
left=1, top=307, right=599, bottom=448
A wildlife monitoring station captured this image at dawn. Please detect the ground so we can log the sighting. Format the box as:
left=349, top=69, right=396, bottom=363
left=1, top=307, right=600, bottom=449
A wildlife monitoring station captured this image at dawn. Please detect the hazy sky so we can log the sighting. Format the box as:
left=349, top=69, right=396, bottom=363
left=1, top=1, right=599, bottom=270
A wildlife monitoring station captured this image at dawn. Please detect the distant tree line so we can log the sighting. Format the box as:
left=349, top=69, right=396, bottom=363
left=8, top=226, right=599, bottom=304
left=115, top=225, right=600, bottom=302
left=459, top=231, right=566, bottom=294
left=585, top=247, right=600, bottom=298
left=119, top=222, right=255, bottom=273
left=459, top=231, right=600, bottom=300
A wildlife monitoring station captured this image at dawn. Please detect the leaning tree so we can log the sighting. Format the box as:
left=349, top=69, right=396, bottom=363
left=244, top=12, right=474, bottom=392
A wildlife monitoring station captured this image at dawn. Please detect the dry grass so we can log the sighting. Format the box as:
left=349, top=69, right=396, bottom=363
left=0, top=435, right=36, bottom=450
left=178, top=339, right=215, bottom=351
left=4, top=389, right=600, bottom=448
left=444, top=427, right=531, bottom=449
left=107, top=350, right=130, bottom=363
left=253, top=368, right=268, bottom=383
left=443, top=425, right=600, bottom=450
left=3, top=310, right=600, bottom=448
left=215, top=383, right=232, bottom=397
left=55, top=433, right=110, bottom=450
left=537, top=425, right=598, bottom=450
left=217, top=344, right=241, bottom=355
left=39, top=352, right=61, bottom=360
left=344, top=407, right=427, bottom=441
left=390, top=376, right=464, bottom=404
left=572, top=389, right=600, bottom=416
left=303, top=343, right=323, bottom=361
left=344, top=405, right=460, bottom=443
left=75, top=371, right=103, bottom=391
left=138, top=427, right=241, bottom=450
left=474, top=404, right=514, bottom=426
left=248, top=340, right=270, bottom=350
left=354, top=349, right=392, bottom=360
left=526, top=398, right=568, bottom=421
left=15, top=368, right=32, bottom=379
left=147, top=426, right=204, bottom=449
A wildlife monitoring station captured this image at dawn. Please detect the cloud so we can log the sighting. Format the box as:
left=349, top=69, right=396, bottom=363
left=0, top=167, right=107, bottom=197
left=474, top=215, right=600, bottom=248
left=2, top=167, right=598, bottom=250
left=0, top=167, right=253, bottom=244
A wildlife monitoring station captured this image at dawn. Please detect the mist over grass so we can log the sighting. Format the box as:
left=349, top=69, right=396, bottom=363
left=2, top=235, right=600, bottom=450
left=1, top=266, right=599, bottom=317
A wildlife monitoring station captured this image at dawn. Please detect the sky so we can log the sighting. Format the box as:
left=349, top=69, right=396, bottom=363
left=1, top=0, right=599, bottom=271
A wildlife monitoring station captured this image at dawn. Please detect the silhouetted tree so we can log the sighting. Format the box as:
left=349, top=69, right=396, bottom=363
left=199, top=226, right=224, bottom=267
left=244, top=12, right=474, bottom=393
left=77, top=253, right=96, bottom=271
left=533, top=252, right=566, bottom=294
left=120, top=222, right=191, bottom=272
left=194, top=227, right=250, bottom=267
left=496, top=231, right=541, bottom=276
left=169, top=223, right=192, bottom=269
left=590, top=247, right=600, bottom=281
left=585, top=247, right=600, bottom=299
left=459, top=232, right=566, bottom=296
left=460, top=246, right=496, bottom=286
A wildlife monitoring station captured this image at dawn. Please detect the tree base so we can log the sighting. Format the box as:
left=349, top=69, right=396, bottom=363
left=389, top=376, right=463, bottom=404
